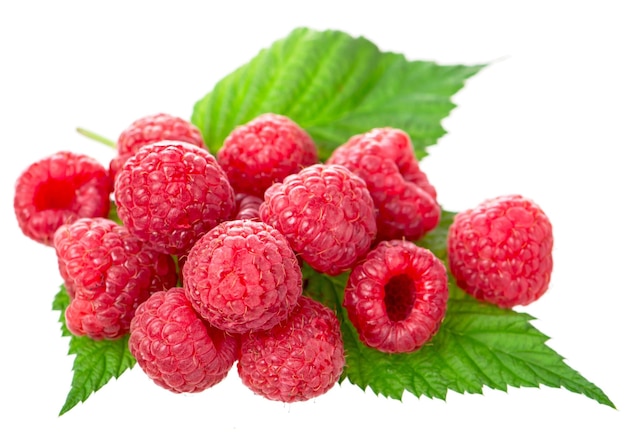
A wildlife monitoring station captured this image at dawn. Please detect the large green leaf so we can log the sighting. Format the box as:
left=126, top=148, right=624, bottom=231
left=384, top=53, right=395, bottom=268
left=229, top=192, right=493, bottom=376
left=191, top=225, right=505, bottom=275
left=192, top=27, right=483, bottom=160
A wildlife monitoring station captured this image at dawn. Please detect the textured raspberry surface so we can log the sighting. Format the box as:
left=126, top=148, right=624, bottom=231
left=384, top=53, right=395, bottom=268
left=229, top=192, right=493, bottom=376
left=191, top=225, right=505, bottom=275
left=54, top=217, right=177, bottom=340
left=447, top=194, right=553, bottom=308
left=343, top=239, right=448, bottom=353
left=183, top=219, right=302, bottom=333
left=14, top=151, right=111, bottom=246
left=217, top=113, right=318, bottom=197
left=259, top=163, right=377, bottom=275
left=110, top=113, right=204, bottom=180
left=237, top=296, right=345, bottom=402
left=115, top=141, right=236, bottom=255
left=234, top=193, right=263, bottom=220
left=129, top=287, right=239, bottom=393
left=327, top=127, right=440, bottom=241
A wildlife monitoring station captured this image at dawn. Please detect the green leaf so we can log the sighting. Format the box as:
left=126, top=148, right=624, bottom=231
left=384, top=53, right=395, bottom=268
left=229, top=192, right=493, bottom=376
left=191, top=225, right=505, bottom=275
left=303, top=213, right=615, bottom=408
left=52, top=286, right=136, bottom=415
left=191, top=27, right=484, bottom=160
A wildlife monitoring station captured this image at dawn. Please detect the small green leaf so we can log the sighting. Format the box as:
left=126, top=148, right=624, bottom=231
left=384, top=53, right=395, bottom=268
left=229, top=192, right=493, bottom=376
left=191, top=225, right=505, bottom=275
left=191, top=27, right=484, bottom=160
left=304, top=214, right=615, bottom=408
left=76, top=127, right=116, bottom=148
left=52, top=286, right=136, bottom=416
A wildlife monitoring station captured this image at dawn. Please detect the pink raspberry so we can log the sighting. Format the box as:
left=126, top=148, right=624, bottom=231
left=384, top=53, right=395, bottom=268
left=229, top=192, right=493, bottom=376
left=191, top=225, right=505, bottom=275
left=447, top=194, right=554, bottom=308
left=234, top=193, right=263, bottom=221
left=259, top=163, right=377, bottom=275
left=343, top=240, right=448, bottom=353
left=129, top=287, right=239, bottom=393
left=110, top=113, right=204, bottom=180
left=237, top=296, right=345, bottom=402
left=53, top=217, right=178, bottom=340
left=327, top=127, right=440, bottom=241
left=217, top=113, right=318, bottom=197
left=14, top=151, right=111, bottom=246
left=114, top=140, right=236, bottom=255
left=183, top=219, right=302, bottom=334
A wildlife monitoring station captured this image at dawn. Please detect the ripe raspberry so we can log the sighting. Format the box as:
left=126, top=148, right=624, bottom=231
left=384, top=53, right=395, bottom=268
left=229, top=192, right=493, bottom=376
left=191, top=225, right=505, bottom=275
left=237, top=296, right=344, bottom=402
left=183, top=219, right=302, bottom=334
left=114, top=141, right=236, bottom=255
left=110, top=113, right=204, bottom=180
left=447, top=194, right=553, bottom=308
left=129, top=287, right=239, bottom=393
left=234, top=192, right=263, bottom=220
left=54, top=217, right=177, bottom=340
left=259, top=163, right=377, bottom=275
left=217, top=113, right=318, bottom=197
left=14, top=151, right=111, bottom=246
left=343, top=240, right=448, bottom=353
left=327, top=127, right=440, bottom=241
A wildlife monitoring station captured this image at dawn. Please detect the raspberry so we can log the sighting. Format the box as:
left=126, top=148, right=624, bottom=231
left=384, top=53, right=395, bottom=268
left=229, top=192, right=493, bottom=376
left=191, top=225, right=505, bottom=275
left=114, top=140, right=236, bottom=255
left=327, top=127, right=440, bottom=241
left=14, top=151, right=111, bottom=246
left=234, top=192, right=263, bottom=220
left=259, top=163, right=377, bottom=275
left=217, top=113, right=318, bottom=197
left=129, top=287, right=239, bottom=393
left=183, top=219, right=302, bottom=334
left=53, top=217, right=177, bottom=340
left=447, top=194, right=553, bottom=308
left=110, top=113, right=204, bottom=180
left=343, top=240, right=448, bottom=353
left=237, top=296, right=344, bottom=402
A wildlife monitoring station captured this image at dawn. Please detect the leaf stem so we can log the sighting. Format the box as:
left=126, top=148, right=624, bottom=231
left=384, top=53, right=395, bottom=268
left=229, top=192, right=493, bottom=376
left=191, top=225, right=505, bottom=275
left=76, top=127, right=116, bottom=148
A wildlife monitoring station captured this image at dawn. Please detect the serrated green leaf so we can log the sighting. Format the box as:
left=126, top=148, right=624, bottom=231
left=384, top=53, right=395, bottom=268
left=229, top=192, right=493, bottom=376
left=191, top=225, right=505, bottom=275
left=191, top=27, right=484, bottom=160
left=52, top=286, right=136, bottom=415
left=304, top=214, right=615, bottom=408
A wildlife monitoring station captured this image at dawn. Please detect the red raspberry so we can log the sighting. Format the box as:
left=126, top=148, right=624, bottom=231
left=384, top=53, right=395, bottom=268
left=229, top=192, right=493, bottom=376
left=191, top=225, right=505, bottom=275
left=53, top=217, right=178, bottom=340
left=259, top=163, right=377, bottom=275
left=129, top=287, right=239, bottom=393
left=343, top=240, right=448, bottom=353
left=447, top=194, right=553, bottom=308
left=114, top=141, right=236, bottom=255
left=14, top=151, right=111, bottom=246
left=234, top=193, right=263, bottom=220
left=327, top=127, right=440, bottom=241
left=110, top=113, right=204, bottom=180
left=183, top=219, right=302, bottom=334
left=217, top=113, right=318, bottom=197
left=237, top=296, right=345, bottom=402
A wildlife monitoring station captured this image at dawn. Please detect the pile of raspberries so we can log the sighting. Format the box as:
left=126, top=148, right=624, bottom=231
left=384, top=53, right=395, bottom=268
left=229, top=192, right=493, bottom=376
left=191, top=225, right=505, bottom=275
left=13, top=112, right=553, bottom=403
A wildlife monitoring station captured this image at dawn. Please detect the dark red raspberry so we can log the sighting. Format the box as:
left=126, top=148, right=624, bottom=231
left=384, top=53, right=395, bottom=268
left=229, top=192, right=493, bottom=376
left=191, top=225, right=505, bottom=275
left=129, top=287, right=239, bottom=393
left=259, top=163, right=377, bottom=275
left=114, top=141, right=236, bottom=255
left=183, top=219, right=302, bottom=334
left=237, top=296, right=345, bottom=402
left=54, top=217, right=177, bottom=340
left=447, top=194, right=553, bottom=308
left=14, top=151, right=111, bottom=246
left=327, top=127, right=440, bottom=241
left=234, top=193, right=263, bottom=220
left=217, top=113, right=318, bottom=197
left=343, top=240, right=448, bottom=353
left=110, top=113, right=204, bottom=180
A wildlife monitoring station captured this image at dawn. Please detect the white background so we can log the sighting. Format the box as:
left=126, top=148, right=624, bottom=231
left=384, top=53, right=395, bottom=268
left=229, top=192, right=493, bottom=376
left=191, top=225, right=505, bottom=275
left=1, top=1, right=624, bottom=431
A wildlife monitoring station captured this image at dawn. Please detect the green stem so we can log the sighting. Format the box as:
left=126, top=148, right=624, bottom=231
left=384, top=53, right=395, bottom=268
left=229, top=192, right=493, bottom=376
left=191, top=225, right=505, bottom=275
left=76, top=127, right=116, bottom=148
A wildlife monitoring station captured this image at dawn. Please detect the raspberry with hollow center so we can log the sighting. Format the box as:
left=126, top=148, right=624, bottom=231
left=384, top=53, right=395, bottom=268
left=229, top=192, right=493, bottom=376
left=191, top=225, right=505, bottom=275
left=110, top=113, right=204, bottom=180
left=237, top=296, right=345, bottom=402
left=129, top=287, right=239, bottom=393
left=217, top=113, right=318, bottom=197
left=114, top=140, right=236, bottom=255
left=183, top=219, right=302, bottom=334
left=447, top=194, right=554, bottom=308
left=54, top=217, right=178, bottom=340
left=259, top=163, right=377, bottom=275
left=343, top=239, right=449, bottom=354
left=14, top=151, right=111, bottom=246
left=327, top=127, right=440, bottom=241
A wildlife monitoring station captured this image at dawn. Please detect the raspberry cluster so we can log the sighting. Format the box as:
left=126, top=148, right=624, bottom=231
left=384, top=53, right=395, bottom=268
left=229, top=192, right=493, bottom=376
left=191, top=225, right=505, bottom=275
left=13, top=112, right=554, bottom=403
